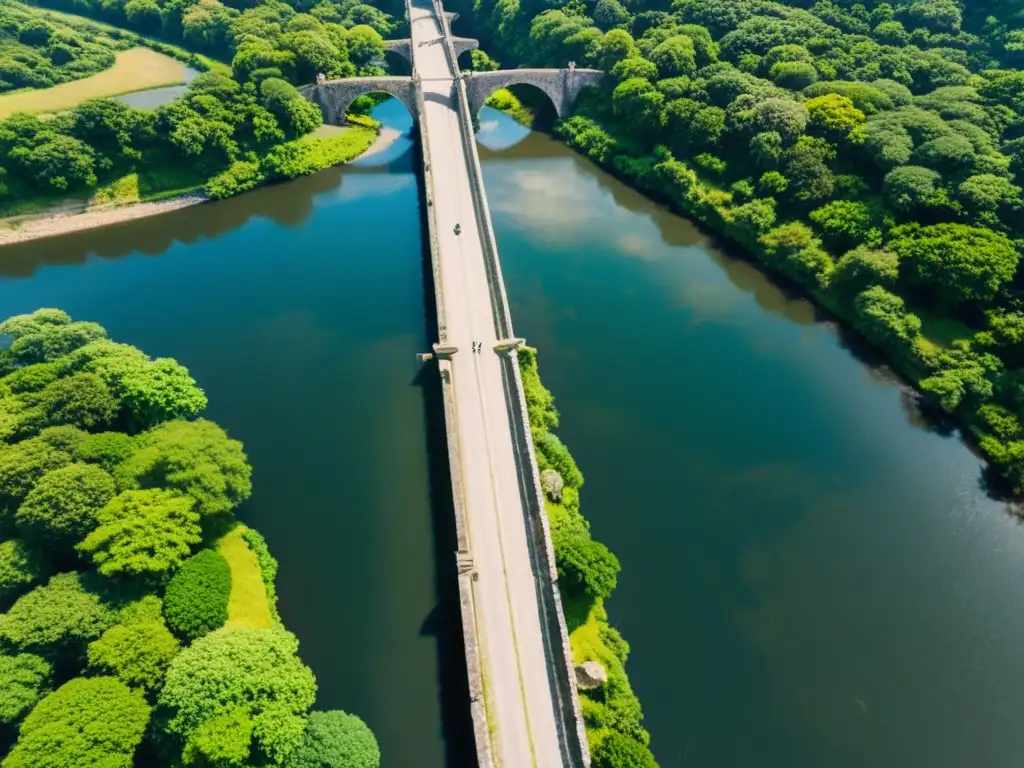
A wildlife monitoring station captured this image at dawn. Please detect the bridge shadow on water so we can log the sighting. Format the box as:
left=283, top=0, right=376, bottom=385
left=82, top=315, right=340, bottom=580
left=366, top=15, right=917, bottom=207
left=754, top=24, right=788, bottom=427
left=411, top=135, right=478, bottom=768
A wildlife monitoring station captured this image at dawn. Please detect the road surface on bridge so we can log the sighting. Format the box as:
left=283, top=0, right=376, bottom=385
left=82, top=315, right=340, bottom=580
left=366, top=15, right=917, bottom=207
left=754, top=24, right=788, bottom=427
left=408, top=2, right=568, bottom=766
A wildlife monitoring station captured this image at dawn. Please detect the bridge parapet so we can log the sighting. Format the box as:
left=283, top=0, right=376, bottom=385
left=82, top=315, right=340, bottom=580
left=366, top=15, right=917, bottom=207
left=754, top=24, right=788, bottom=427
left=463, top=67, right=603, bottom=118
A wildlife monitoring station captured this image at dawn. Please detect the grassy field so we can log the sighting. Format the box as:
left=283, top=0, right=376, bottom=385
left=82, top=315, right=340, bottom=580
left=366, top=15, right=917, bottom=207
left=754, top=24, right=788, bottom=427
left=217, top=526, right=275, bottom=630
left=0, top=47, right=190, bottom=118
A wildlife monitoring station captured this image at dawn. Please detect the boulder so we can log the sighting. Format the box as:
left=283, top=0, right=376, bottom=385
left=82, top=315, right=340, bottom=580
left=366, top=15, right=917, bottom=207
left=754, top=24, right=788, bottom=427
left=574, top=660, right=607, bottom=690
left=541, top=469, right=564, bottom=502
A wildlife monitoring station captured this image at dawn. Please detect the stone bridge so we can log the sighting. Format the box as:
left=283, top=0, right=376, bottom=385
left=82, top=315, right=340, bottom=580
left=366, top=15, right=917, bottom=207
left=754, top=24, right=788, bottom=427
left=298, top=76, right=417, bottom=125
left=384, top=36, right=479, bottom=65
left=463, top=67, right=604, bottom=118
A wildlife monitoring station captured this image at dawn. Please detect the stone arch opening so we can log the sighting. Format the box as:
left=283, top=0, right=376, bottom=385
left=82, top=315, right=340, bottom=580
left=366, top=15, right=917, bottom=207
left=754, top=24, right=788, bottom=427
left=464, top=70, right=571, bottom=121
left=304, top=78, right=416, bottom=125
left=482, top=83, right=560, bottom=131
left=383, top=48, right=412, bottom=77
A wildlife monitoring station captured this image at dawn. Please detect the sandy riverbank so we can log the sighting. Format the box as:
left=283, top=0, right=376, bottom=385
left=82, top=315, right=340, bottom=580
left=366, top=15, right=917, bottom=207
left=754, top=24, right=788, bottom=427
left=0, top=126, right=402, bottom=247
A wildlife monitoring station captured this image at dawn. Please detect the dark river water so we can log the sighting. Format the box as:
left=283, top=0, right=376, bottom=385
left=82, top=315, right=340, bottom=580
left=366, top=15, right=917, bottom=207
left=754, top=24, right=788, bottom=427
left=2, top=99, right=1024, bottom=768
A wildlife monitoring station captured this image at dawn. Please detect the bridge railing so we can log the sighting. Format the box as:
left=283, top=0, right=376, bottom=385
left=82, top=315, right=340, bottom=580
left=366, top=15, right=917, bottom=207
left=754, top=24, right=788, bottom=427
left=431, top=3, right=592, bottom=765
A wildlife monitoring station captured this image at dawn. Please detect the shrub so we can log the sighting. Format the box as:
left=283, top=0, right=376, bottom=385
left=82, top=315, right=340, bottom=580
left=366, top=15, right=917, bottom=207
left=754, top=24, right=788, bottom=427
left=15, top=462, right=116, bottom=545
left=0, top=653, right=51, bottom=726
left=87, top=618, right=181, bottom=692
left=3, top=676, right=150, bottom=768
left=241, top=526, right=280, bottom=622
left=592, top=731, right=658, bottom=768
left=0, top=538, right=46, bottom=608
left=535, top=431, right=584, bottom=489
left=286, top=710, right=381, bottom=768
left=116, top=419, right=251, bottom=518
left=77, top=489, right=201, bottom=581
left=205, top=160, right=265, bottom=200
left=163, top=550, right=231, bottom=640
left=74, top=431, right=136, bottom=472
left=553, top=530, right=620, bottom=603
left=0, top=572, right=116, bottom=658
left=0, top=436, right=73, bottom=509
left=159, top=628, right=317, bottom=766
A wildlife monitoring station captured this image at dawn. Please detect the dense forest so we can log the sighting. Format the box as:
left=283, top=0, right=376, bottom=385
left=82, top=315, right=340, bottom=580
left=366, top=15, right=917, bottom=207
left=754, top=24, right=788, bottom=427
left=0, top=0, right=394, bottom=210
left=0, top=309, right=380, bottom=768
left=453, top=0, right=1024, bottom=496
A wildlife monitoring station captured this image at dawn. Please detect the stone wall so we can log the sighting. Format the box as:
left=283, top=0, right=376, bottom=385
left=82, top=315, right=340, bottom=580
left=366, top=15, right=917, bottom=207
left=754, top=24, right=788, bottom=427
left=299, top=77, right=416, bottom=125
left=463, top=68, right=603, bottom=118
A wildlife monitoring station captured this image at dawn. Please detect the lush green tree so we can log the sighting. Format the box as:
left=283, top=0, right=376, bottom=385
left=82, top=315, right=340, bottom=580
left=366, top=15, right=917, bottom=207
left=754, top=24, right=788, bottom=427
left=805, top=93, right=865, bottom=138
left=262, top=77, right=323, bottom=137
left=592, top=731, right=657, bottom=768
left=888, top=223, right=1020, bottom=305
left=183, top=707, right=255, bottom=767
left=831, top=247, right=901, bottom=298
left=7, top=134, right=97, bottom=192
left=912, top=134, right=976, bottom=175
left=0, top=572, right=115, bottom=657
left=0, top=436, right=73, bottom=510
left=610, top=56, right=658, bottom=82
left=535, top=431, right=584, bottom=489
left=853, top=286, right=922, bottom=353
left=0, top=539, right=46, bottom=608
left=345, top=24, right=383, bottom=67
left=883, top=166, right=944, bottom=212
left=115, top=419, right=251, bottom=517
left=78, top=489, right=201, bottom=581
left=594, top=0, right=630, bottom=31
left=752, top=98, right=809, bottom=143
left=611, top=78, right=665, bottom=142
left=770, top=60, right=818, bottom=89
left=87, top=618, right=181, bottom=692
left=30, top=373, right=119, bottom=432
left=159, top=628, right=317, bottom=765
left=958, top=174, right=1021, bottom=219
left=67, top=340, right=207, bottom=430
left=163, top=550, right=231, bottom=640
left=2, top=676, right=150, bottom=768
left=1, top=363, right=59, bottom=395
left=74, top=431, right=136, bottom=472
left=285, top=710, right=381, bottom=768
left=0, top=652, right=50, bottom=727
left=6, top=321, right=107, bottom=365
left=15, top=462, right=116, bottom=545
left=553, top=530, right=620, bottom=602
left=649, top=35, right=697, bottom=78
left=809, top=199, right=885, bottom=251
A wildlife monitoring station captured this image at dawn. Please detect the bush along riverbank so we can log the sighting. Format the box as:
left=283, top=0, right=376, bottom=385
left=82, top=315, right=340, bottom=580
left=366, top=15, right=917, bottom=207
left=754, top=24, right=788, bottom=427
left=520, top=347, right=658, bottom=768
left=0, top=309, right=380, bottom=768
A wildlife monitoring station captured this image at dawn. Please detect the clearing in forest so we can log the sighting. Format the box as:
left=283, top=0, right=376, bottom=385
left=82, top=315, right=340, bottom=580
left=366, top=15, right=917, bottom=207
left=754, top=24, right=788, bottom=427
left=0, top=47, right=189, bottom=118
left=218, top=526, right=275, bottom=630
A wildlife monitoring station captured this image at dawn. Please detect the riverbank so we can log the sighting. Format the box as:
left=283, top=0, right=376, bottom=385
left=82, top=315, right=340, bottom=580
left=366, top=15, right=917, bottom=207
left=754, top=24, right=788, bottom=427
left=0, top=123, right=381, bottom=247
left=520, top=346, right=658, bottom=766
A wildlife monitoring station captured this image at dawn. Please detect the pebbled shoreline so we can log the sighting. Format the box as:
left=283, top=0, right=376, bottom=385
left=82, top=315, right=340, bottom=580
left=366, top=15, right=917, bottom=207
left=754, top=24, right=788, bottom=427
left=0, top=193, right=209, bottom=247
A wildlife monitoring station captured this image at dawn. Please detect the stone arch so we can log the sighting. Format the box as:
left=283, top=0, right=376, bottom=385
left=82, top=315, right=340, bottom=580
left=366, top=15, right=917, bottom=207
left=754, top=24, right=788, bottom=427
left=299, top=77, right=417, bottom=125
left=463, top=68, right=603, bottom=119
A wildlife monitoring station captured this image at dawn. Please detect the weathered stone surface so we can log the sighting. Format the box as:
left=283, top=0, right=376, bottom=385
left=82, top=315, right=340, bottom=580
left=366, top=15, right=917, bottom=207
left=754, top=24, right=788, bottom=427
left=463, top=68, right=603, bottom=118
left=541, top=469, right=564, bottom=502
left=298, top=77, right=417, bottom=125
left=574, top=661, right=608, bottom=690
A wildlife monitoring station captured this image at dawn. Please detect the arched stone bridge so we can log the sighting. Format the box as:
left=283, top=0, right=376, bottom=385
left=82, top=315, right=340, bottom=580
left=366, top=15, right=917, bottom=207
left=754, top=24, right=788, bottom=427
left=299, top=66, right=604, bottom=126
left=384, top=35, right=479, bottom=65
left=298, top=76, right=416, bottom=125
left=463, top=67, right=603, bottom=118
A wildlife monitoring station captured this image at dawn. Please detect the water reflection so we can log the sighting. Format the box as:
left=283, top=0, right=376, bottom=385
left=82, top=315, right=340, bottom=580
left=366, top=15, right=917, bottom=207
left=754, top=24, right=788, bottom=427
left=116, top=67, right=200, bottom=109
left=0, top=101, right=416, bottom=277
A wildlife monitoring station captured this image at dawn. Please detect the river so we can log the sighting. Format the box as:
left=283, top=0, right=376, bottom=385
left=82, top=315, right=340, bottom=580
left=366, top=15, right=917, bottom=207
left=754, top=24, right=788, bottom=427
left=2, top=99, right=1024, bottom=768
